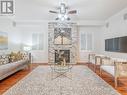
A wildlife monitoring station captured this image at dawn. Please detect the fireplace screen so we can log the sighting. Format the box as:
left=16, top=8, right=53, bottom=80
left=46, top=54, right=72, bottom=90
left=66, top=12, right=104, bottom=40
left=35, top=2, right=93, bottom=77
left=55, top=50, right=70, bottom=64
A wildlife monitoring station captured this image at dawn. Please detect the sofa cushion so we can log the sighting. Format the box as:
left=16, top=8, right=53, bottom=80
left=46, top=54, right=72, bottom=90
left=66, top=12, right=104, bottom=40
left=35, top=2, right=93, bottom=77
left=20, top=52, right=29, bottom=61
left=9, top=51, right=30, bottom=62
left=9, top=52, right=23, bottom=62
left=0, top=55, right=9, bottom=65
left=101, top=65, right=115, bottom=76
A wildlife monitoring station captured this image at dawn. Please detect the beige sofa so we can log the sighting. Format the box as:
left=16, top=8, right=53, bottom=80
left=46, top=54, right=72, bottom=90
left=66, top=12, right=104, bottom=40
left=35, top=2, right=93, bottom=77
left=0, top=52, right=31, bottom=80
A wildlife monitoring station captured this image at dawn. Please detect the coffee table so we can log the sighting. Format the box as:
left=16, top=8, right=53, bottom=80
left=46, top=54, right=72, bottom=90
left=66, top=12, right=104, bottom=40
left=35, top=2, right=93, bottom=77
left=50, top=64, right=73, bottom=80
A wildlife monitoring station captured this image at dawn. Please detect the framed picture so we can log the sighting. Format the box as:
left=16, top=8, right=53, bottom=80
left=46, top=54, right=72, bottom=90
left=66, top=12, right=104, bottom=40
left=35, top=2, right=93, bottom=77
left=0, top=32, right=8, bottom=50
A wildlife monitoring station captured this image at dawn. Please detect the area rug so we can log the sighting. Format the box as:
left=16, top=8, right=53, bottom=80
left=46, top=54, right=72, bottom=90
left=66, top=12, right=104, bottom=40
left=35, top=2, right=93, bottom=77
left=3, top=66, right=121, bottom=95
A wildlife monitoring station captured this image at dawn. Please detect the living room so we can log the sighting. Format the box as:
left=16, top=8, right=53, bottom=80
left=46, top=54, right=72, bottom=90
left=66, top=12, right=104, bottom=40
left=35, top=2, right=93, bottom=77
left=0, top=0, right=127, bottom=95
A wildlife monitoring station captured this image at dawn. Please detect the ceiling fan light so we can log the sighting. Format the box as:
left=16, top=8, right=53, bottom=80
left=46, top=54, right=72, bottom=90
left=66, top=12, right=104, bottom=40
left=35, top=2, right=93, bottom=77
left=61, top=17, right=65, bottom=21
left=58, top=14, right=62, bottom=18
left=64, top=15, right=68, bottom=19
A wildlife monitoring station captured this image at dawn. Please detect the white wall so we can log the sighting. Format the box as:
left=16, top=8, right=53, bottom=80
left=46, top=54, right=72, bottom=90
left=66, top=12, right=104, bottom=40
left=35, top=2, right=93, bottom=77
left=101, top=7, right=127, bottom=59
left=78, top=26, right=102, bottom=62
left=3, top=9, right=127, bottom=63
left=18, top=22, right=103, bottom=63
left=18, top=22, right=48, bottom=63
left=0, top=18, right=48, bottom=63
left=0, top=18, right=22, bottom=54
left=0, top=18, right=103, bottom=63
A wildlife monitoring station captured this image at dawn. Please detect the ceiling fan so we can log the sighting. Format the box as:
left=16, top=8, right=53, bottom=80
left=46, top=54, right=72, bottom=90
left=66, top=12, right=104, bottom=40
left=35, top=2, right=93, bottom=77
left=49, top=3, right=77, bottom=21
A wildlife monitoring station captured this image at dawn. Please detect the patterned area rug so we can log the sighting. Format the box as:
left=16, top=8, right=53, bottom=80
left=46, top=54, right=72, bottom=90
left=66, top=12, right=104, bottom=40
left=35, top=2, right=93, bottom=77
left=3, top=66, right=121, bottom=95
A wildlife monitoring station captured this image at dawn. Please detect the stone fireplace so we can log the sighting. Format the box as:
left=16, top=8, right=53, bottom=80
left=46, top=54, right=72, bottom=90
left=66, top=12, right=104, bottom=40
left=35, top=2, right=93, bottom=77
left=48, top=22, right=78, bottom=64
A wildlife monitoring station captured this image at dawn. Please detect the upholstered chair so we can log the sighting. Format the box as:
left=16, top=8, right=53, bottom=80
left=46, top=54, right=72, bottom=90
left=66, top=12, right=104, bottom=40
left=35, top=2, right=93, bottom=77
left=114, top=60, right=127, bottom=88
left=100, top=56, right=114, bottom=76
left=88, top=53, right=96, bottom=69
left=94, top=55, right=105, bottom=72
left=100, top=57, right=127, bottom=88
left=88, top=53, right=96, bottom=64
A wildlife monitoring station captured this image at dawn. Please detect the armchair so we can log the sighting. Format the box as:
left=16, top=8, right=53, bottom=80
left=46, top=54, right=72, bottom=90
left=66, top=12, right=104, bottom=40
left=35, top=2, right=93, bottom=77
left=94, top=55, right=105, bottom=72
left=114, top=59, right=127, bottom=88
left=100, top=57, right=127, bottom=88
left=100, top=56, right=114, bottom=76
left=88, top=53, right=96, bottom=64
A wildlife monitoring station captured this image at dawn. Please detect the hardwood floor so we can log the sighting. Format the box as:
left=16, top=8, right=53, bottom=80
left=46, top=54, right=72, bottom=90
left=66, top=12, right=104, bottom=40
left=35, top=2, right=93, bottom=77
left=0, top=63, right=127, bottom=95
left=0, top=64, right=40, bottom=95
left=87, top=63, right=127, bottom=95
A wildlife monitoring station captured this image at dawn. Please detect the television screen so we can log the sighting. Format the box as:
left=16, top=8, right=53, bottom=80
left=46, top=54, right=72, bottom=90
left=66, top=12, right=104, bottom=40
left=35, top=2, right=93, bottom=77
left=113, top=38, right=119, bottom=51
left=119, top=36, right=127, bottom=53
left=105, top=36, right=127, bottom=53
left=105, top=39, right=108, bottom=51
left=108, top=39, right=113, bottom=51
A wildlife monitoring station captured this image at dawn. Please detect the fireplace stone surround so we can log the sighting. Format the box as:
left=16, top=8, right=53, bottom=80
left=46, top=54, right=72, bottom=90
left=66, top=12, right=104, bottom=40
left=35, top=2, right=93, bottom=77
left=48, top=22, right=78, bottom=64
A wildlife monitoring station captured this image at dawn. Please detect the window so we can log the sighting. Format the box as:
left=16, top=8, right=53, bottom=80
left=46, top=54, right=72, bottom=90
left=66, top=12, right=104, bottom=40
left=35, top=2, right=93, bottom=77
left=81, top=33, right=86, bottom=50
left=32, top=33, right=43, bottom=50
left=87, top=33, right=92, bottom=50
left=80, top=33, right=93, bottom=51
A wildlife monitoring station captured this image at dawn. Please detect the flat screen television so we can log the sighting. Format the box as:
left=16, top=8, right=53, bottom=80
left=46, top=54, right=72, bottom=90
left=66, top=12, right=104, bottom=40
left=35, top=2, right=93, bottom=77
left=105, top=36, right=127, bottom=53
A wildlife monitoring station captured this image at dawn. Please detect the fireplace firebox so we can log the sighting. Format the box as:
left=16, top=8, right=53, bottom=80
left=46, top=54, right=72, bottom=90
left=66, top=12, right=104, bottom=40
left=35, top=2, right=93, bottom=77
left=55, top=50, right=70, bottom=64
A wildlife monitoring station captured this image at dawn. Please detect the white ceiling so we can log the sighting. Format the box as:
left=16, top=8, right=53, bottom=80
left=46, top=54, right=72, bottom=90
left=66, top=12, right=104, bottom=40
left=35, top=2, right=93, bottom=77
left=14, top=0, right=127, bottom=21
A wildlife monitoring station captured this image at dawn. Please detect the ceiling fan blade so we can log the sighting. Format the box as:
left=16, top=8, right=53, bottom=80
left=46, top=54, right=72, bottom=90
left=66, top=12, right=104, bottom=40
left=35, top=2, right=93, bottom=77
left=55, top=18, right=59, bottom=20
left=49, top=10, right=58, bottom=14
left=68, top=10, right=77, bottom=14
